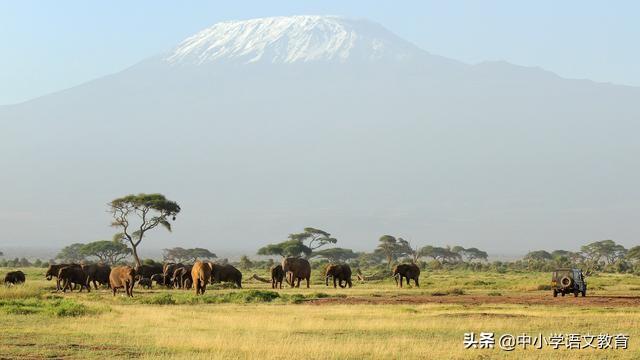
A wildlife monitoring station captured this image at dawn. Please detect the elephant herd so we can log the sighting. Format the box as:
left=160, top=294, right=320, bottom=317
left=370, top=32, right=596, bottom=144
left=272, top=258, right=420, bottom=289
left=4, top=259, right=422, bottom=294
left=41, top=261, right=244, bottom=297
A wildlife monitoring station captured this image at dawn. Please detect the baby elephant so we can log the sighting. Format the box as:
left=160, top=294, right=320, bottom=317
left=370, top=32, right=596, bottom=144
left=325, top=264, right=352, bottom=288
left=137, top=277, right=153, bottom=289
left=271, top=264, right=284, bottom=289
left=4, top=270, right=26, bottom=285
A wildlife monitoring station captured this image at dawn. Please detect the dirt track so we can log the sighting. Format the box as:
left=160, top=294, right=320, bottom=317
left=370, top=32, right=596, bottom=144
left=308, top=294, right=640, bottom=307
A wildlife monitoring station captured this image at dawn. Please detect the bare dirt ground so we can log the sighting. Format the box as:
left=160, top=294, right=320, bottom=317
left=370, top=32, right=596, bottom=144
left=308, top=294, right=640, bottom=307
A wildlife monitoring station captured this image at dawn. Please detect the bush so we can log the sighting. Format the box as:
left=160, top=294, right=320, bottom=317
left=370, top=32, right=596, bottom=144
left=0, top=298, right=95, bottom=317
left=537, top=284, right=552, bottom=291
left=139, top=293, right=176, bottom=305
left=431, top=288, right=465, bottom=296
left=308, top=292, right=331, bottom=299
left=448, top=288, right=465, bottom=296
left=48, top=299, right=91, bottom=317
left=283, top=294, right=306, bottom=304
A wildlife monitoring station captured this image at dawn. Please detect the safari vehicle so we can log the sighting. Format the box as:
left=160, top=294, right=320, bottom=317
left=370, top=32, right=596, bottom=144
left=552, top=268, right=587, bottom=297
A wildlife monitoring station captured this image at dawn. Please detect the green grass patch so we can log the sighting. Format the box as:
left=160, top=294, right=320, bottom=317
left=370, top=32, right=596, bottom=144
left=0, top=298, right=97, bottom=317
left=139, top=293, right=177, bottom=305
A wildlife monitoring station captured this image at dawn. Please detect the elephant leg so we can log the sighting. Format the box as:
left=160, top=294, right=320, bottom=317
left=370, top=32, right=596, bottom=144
left=333, top=277, right=337, bottom=288
left=399, top=276, right=403, bottom=288
left=112, top=287, right=117, bottom=296
left=306, top=277, right=310, bottom=288
left=415, top=277, right=419, bottom=287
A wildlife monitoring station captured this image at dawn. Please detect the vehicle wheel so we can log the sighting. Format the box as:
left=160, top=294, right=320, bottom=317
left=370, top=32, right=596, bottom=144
left=581, top=289, right=586, bottom=297
left=553, top=290, right=557, bottom=298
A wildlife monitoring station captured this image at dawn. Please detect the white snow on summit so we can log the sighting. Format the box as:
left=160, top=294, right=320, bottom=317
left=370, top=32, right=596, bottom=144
left=165, top=15, right=422, bottom=65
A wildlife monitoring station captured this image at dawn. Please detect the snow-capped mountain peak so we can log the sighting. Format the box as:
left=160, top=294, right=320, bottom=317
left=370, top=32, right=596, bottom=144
left=165, top=15, right=422, bottom=65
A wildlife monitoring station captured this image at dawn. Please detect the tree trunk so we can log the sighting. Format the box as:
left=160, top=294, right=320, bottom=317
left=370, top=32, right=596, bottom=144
left=250, top=274, right=271, bottom=283
left=132, top=245, right=142, bottom=269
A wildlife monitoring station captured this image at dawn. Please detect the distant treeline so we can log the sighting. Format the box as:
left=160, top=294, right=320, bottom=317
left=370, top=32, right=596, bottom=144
left=2, top=236, right=638, bottom=275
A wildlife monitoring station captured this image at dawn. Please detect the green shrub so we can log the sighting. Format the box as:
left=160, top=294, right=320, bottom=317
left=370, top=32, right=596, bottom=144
left=308, top=292, right=330, bottom=299
left=0, top=298, right=95, bottom=317
left=48, top=299, right=91, bottom=317
left=140, top=293, right=176, bottom=305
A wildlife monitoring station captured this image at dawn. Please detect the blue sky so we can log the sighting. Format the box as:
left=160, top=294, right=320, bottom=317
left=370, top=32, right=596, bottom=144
left=1, top=1, right=638, bottom=105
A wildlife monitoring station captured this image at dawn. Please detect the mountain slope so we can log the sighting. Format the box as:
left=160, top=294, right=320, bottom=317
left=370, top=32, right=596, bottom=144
left=1, top=16, right=639, bottom=254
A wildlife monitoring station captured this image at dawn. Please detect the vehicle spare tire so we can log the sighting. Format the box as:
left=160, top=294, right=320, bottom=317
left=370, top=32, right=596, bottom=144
left=560, top=276, right=572, bottom=288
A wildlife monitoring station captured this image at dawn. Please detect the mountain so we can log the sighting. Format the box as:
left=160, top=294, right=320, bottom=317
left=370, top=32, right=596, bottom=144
left=166, top=15, right=426, bottom=65
left=1, top=16, right=639, bottom=254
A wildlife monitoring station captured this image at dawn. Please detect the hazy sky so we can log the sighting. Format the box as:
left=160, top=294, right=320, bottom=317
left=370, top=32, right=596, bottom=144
left=1, top=1, right=639, bottom=105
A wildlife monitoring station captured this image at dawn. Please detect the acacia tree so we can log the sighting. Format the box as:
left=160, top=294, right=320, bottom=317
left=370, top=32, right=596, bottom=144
left=109, top=193, right=181, bottom=268
left=311, top=247, right=358, bottom=263
left=81, top=240, right=131, bottom=265
left=56, top=243, right=87, bottom=263
left=581, top=240, right=626, bottom=265
left=162, top=247, right=216, bottom=263
left=375, top=235, right=400, bottom=267
left=288, top=227, right=337, bottom=251
left=419, top=246, right=462, bottom=263
left=626, top=246, right=640, bottom=263
left=523, top=250, right=553, bottom=261
left=452, top=246, right=488, bottom=262
left=257, top=240, right=312, bottom=258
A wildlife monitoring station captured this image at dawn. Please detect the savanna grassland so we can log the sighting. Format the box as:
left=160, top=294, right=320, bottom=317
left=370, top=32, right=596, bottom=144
left=2, top=267, right=640, bottom=359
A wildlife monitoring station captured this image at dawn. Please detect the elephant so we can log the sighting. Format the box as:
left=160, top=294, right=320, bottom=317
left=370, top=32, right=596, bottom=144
left=136, top=263, right=163, bottom=279
left=270, top=264, right=284, bottom=289
left=150, top=273, right=165, bottom=287
left=172, top=266, right=192, bottom=289
left=3, top=270, right=25, bottom=285
left=392, top=263, right=420, bottom=287
left=110, top=266, right=136, bottom=297
left=81, top=263, right=111, bottom=289
left=58, top=266, right=91, bottom=292
left=210, top=263, right=242, bottom=288
left=282, top=257, right=311, bottom=288
left=163, top=262, right=184, bottom=287
left=137, top=277, right=152, bottom=289
left=325, top=264, right=352, bottom=288
left=191, top=261, right=212, bottom=295
left=46, top=263, right=80, bottom=291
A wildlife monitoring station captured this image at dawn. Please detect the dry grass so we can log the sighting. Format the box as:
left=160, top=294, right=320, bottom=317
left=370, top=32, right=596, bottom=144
left=2, top=267, right=640, bottom=359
